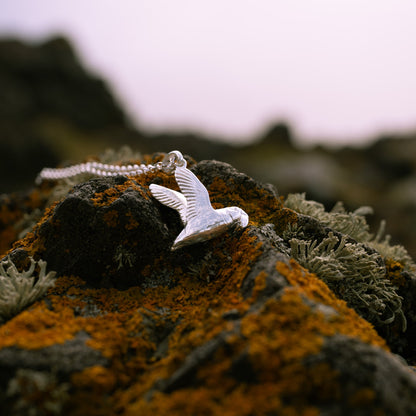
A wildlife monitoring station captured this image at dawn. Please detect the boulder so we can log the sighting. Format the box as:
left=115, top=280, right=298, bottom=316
left=0, top=153, right=416, bottom=415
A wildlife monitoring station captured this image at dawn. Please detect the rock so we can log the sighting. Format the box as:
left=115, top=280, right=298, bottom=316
left=2, top=34, right=416, bottom=266
left=35, top=175, right=175, bottom=289
left=0, top=36, right=140, bottom=192
left=0, top=153, right=416, bottom=415
left=0, top=332, right=108, bottom=379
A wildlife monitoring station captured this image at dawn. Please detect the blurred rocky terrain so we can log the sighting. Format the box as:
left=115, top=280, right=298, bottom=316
left=0, top=35, right=415, bottom=260
left=1, top=35, right=416, bottom=414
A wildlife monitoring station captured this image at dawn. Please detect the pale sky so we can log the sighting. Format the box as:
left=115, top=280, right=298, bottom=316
left=1, top=0, right=416, bottom=145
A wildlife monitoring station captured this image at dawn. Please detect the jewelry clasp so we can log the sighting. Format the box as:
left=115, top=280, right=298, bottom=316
left=160, top=150, right=187, bottom=173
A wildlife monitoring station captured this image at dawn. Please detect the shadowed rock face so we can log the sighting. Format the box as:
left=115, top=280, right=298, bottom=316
left=36, top=175, right=175, bottom=289
left=0, top=153, right=416, bottom=415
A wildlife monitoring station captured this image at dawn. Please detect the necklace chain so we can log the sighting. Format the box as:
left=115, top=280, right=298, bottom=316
left=36, top=150, right=186, bottom=184
left=35, top=150, right=249, bottom=250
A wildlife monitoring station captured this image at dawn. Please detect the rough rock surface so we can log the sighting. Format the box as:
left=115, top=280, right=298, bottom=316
left=1, top=152, right=416, bottom=415
left=2, top=35, right=416, bottom=263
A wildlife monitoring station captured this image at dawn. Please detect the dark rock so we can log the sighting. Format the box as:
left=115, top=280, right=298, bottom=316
left=37, top=175, right=175, bottom=288
left=0, top=36, right=126, bottom=129
left=0, top=332, right=108, bottom=381
left=0, top=36, right=139, bottom=192
left=306, top=335, right=416, bottom=415
left=239, top=226, right=289, bottom=301
left=0, top=154, right=416, bottom=415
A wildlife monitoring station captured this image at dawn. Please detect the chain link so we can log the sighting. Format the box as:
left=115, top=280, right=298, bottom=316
left=36, top=150, right=185, bottom=184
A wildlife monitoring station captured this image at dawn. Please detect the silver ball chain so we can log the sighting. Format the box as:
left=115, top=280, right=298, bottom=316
left=36, top=150, right=186, bottom=184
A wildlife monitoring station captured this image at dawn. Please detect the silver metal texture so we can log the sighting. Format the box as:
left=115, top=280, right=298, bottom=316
left=36, top=150, right=249, bottom=249
left=35, top=150, right=185, bottom=184
left=150, top=162, right=249, bottom=250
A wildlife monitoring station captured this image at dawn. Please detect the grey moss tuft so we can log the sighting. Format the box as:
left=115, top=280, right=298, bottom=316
left=284, top=192, right=374, bottom=242
left=285, top=192, right=415, bottom=272
left=290, top=232, right=406, bottom=330
left=284, top=193, right=410, bottom=331
left=369, top=220, right=416, bottom=272
left=0, top=257, right=56, bottom=323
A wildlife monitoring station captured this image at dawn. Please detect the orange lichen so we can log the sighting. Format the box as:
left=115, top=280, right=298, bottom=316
left=204, top=173, right=298, bottom=232
left=48, top=275, right=87, bottom=295
left=239, top=290, right=344, bottom=411
left=207, top=176, right=282, bottom=227
left=91, top=179, right=146, bottom=207
left=276, top=260, right=388, bottom=350
left=125, top=212, right=139, bottom=230
left=9, top=202, right=59, bottom=258
left=270, top=206, right=299, bottom=235
left=71, top=365, right=117, bottom=395
left=348, top=388, right=376, bottom=407
left=385, top=258, right=407, bottom=288
left=126, top=288, right=345, bottom=416
left=102, top=210, right=119, bottom=228
left=0, top=223, right=391, bottom=416
left=91, top=173, right=178, bottom=208
left=0, top=184, right=55, bottom=256
left=0, top=154, right=396, bottom=415
left=205, top=176, right=298, bottom=235
left=250, top=270, right=268, bottom=301
left=92, top=186, right=121, bottom=207
left=0, top=305, right=81, bottom=349
left=121, top=251, right=387, bottom=415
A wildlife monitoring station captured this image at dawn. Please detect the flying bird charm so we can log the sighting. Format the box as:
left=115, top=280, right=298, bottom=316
left=150, top=163, right=249, bottom=250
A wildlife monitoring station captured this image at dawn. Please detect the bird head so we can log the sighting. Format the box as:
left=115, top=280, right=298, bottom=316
left=227, top=207, right=249, bottom=227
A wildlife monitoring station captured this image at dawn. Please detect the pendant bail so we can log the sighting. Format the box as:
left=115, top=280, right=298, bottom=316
left=162, top=150, right=186, bottom=173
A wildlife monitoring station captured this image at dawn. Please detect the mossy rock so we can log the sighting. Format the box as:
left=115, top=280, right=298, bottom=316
left=0, top=153, right=416, bottom=415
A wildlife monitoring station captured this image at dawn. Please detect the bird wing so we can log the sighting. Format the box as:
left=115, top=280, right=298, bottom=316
left=149, top=184, right=188, bottom=225
left=174, top=166, right=214, bottom=221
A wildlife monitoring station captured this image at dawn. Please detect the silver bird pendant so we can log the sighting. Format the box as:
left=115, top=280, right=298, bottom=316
left=150, top=165, right=249, bottom=250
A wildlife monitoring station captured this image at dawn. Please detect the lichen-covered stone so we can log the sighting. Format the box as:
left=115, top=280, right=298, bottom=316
left=0, top=152, right=416, bottom=415
left=36, top=175, right=176, bottom=289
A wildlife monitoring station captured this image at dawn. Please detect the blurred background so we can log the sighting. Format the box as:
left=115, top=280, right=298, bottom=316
left=1, top=0, right=416, bottom=256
